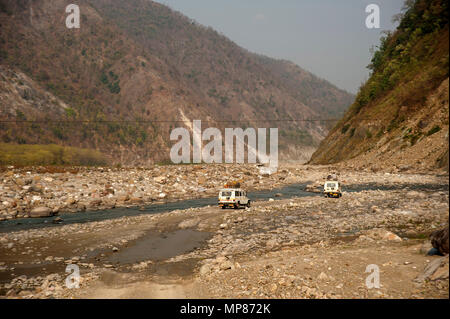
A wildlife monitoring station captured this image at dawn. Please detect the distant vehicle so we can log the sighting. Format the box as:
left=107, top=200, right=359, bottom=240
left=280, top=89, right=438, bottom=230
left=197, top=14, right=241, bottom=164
left=218, top=187, right=250, bottom=209
left=323, top=181, right=342, bottom=198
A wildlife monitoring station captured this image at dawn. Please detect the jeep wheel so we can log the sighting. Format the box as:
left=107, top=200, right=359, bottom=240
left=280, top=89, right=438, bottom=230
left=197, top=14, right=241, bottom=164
left=247, top=201, right=251, bottom=208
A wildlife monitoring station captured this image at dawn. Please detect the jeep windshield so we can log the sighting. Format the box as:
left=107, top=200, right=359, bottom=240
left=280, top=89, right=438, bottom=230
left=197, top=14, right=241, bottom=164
left=326, top=183, right=337, bottom=188
left=221, top=191, right=232, bottom=197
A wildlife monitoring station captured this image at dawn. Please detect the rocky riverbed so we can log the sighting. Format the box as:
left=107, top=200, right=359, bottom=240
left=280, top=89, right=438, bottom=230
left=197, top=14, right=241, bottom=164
left=0, top=164, right=446, bottom=220
left=0, top=165, right=448, bottom=299
left=0, top=164, right=305, bottom=220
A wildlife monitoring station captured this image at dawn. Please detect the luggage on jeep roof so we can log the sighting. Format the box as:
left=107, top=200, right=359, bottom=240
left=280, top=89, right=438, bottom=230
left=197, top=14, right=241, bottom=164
left=224, top=181, right=241, bottom=188
left=327, top=173, right=338, bottom=181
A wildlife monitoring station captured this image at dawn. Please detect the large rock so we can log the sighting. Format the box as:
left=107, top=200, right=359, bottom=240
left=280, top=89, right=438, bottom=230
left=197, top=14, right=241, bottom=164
left=361, top=228, right=402, bottom=242
left=154, top=176, right=166, bottom=184
left=317, top=272, right=329, bottom=281
left=178, top=218, right=201, bottom=229
left=199, top=264, right=212, bottom=276
left=406, top=191, right=427, bottom=199
left=28, top=185, right=43, bottom=193
left=219, top=260, right=233, bottom=271
left=305, top=182, right=322, bottom=193
left=415, top=255, right=449, bottom=283
left=430, top=224, right=449, bottom=255
left=29, top=207, right=53, bottom=218
left=89, top=199, right=102, bottom=207
left=129, top=197, right=143, bottom=204
left=266, top=238, right=280, bottom=249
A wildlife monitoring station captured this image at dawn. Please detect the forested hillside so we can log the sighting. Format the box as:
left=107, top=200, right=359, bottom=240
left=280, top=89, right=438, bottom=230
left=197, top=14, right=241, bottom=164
left=310, top=0, right=449, bottom=172
left=0, top=0, right=353, bottom=165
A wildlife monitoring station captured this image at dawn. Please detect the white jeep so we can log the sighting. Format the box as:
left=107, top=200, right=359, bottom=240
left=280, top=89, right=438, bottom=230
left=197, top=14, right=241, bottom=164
left=323, top=181, right=342, bottom=198
left=218, top=188, right=250, bottom=209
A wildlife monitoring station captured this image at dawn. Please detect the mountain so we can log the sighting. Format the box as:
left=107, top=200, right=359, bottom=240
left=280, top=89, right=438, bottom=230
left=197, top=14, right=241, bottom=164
left=0, top=0, right=354, bottom=165
left=309, top=0, right=449, bottom=172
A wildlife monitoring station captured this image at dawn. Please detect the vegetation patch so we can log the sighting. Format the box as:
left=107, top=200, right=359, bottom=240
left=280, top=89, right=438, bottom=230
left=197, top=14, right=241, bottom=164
left=100, top=70, right=121, bottom=94
left=341, top=124, right=351, bottom=134
left=426, top=125, right=441, bottom=136
left=0, top=143, right=108, bottom=166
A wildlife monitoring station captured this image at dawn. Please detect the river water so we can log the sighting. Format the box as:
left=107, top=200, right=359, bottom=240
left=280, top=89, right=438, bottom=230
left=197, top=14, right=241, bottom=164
left=0, top=182, right=448, bottom=233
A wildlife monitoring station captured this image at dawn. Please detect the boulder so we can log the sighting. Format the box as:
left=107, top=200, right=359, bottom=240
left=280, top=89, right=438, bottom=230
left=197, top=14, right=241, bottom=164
left=266, top=238, right=279, bottom=249
left=29, top=207, right=52, bottom=218
left=219, top=260, right=233, bottom=271
left=129, top=197, right=143, bottom=204
left=29, top=185, right=43, bottom=193
left=305, top=182, right=322, bottom=193
left=89, top=199, right=102, bottom=207
left=430, top=224, right=449, bottom=255
left=317, top=272, right=329, bottom=281
left=406, top=191, right=427, bottom=199
left=361, top=228, right=402, bottom=242
left=52, top=217, right=63, bottom=224
left=415, top=255, right=449, bottom=283
left=154, top=176, right=166, bottom=184
left=199, top=264, right=212, bottom=276
left=178, top=218, right=201, bottom=229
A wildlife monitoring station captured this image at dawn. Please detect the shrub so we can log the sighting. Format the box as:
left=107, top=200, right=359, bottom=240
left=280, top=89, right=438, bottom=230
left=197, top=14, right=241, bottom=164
left=16, top=110, right=26, bottom=120
left=376, top=129, right=384, bottom=138
left=100, top=72, right=108, bottom=84
left=341, top=124, right=350, bottom=134
left=65, top=107, right=76, bottom=118
left=108, top=81, right=121, bottom=94
left=426, top=125, right=441, bottom=136
left=349, top=128, right=356, bottom=138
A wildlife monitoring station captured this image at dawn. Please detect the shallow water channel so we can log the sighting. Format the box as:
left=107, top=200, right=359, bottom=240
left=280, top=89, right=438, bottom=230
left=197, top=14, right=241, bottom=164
left=0, top=182, right=447, bottom=233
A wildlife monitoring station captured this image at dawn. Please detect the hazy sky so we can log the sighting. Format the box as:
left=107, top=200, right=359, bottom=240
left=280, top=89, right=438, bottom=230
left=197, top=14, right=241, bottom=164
left=155, top=0, right=405, bottom=94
